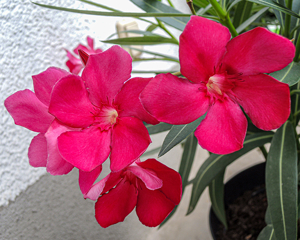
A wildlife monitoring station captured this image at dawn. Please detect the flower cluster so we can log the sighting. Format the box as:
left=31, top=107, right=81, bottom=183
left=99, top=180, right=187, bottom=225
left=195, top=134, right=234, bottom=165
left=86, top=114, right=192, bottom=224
left=4, top=16, right=294, bottom=228
left=5, top=44, right=182, bottom=227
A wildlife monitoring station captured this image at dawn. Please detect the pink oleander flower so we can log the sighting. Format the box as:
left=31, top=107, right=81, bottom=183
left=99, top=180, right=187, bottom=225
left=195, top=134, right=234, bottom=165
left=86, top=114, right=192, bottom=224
left=4, top=67, right=75, bottom=175
left=49, top=45, right=158, bottom=173
left=141, top=16, right=294, bottom=154
left=66, top=36, right=102, bottom=74
left=84, top=158, right=182, bottom=228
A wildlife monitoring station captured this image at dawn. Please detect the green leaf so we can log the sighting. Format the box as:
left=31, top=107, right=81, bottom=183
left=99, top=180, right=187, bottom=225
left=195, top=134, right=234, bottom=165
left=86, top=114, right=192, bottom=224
left=247, top=0, right=300, bottom=18
left=272, top=0, right=286, bottom=29
left=236, top=7, right=269, bottom=33
left=233, top=0, right=254, bottom=28
left=102, top=36, right=178, bottom=45
left=257, top=225, right=277, bottom=240
left=107, top=30, right=160, bottom=39
left=142, top=146, right=161, bottom=157
left=33, top=2, right=191, bottom=17
left=266, top=121, right=298, bottom=240
left=124, top=46, right=179, bottom=61
left=270, top=61, right=300, bottom=86
left=179, top=134, right=199, bottom=194
left=130, top=0, right=190, bottom=31
left=159, top=134, right=198, bottom=228
left=158, top=115, right=206, bottom=157
left=291, top=1, right=300, bottom=30
left=209, top=169, right=228, bottom=229
left=187, top=131, right=274, bottom=214
left=146, top=122, right=172, bottom=135
left=146, top=24, right=158, bottom=32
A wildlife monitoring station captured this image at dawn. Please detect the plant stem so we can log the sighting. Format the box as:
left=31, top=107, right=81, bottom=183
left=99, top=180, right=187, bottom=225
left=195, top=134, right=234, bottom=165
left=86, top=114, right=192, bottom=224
left=167, top=0, right=175, bottom=8
left=294, top=37, right=300, bottom=62
left=156, top=19, right=179, bottom=44
left=290, top=89, right=300, bottom=96
left=284, top=0, right=293, bottom=38
left=186, top=0, right=197, bottom=15
left=208, top=0, right=238, bottom=37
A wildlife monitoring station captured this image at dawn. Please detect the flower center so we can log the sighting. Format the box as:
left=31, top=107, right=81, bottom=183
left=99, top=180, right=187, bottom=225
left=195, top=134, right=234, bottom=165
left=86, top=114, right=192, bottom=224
left=93, top=105, right=118, bottom=130
left=205, top=73, right=236, bottom=103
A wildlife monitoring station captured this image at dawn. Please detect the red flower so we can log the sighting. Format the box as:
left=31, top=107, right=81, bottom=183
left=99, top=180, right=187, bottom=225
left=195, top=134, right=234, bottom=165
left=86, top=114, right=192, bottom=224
left=84, top=159, right=182, bottom=228
left=4, top=67, right=74, bottom=175
left=141, top=16, right=294, bottom=154
left=49, top=46, right=158, bottom=172
left=66, top=36, right=102, bottom=74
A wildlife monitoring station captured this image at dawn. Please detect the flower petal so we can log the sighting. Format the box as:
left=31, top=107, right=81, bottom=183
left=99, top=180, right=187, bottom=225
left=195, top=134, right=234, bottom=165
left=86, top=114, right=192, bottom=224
left=137, top=159, right=182, bottom=204
left=84, top=172, right=122, bottom=200
left=140, top=73, right=209, bottom=124
left=44, top=120, right=74, bottom=175
left=222, top=27, right=295, bottom=75
left=95, top=179, right=137, bottom=228
left=127, top=163, right=163, bottom=190
left=32, top=67, right=69, bottom=106
left=87, top=36, right=94, bottom=50
left=179, top=16, right=231, bottom=84
left=115, top=77, right=159, bottom=125
left=136, top=181, right=175, bottom=227
left=4, top=89, right=54, bottom=133
left=28, top=133, right=48, bottom=167
left=195, top=99, right=247, bottom=154
left=79, top=165, right=102, bottom=195
left=49, top=75, right=95, bottom=128
left=82, top=45, right=132, bottom=106
left=58, top=127, right=111, bottom=172
left=233, top=74, right=290, bottom=130
left=110, top=117, right=151, bottom=172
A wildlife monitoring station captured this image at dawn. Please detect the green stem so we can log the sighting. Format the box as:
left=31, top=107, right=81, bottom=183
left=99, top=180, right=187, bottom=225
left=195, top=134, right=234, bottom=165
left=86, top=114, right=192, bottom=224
left=156, top=19, right=179, bottom=44
left=290, top=90, right=300, bottom=96
left=186, top=0, right=197, bottom=15
left=167, top=0, right=175, bottom=8
left=284, top=0, right=293, bottom=38
left=208, top=0, right=238, bottom=37
left=294, top=37, right=300, bottom=62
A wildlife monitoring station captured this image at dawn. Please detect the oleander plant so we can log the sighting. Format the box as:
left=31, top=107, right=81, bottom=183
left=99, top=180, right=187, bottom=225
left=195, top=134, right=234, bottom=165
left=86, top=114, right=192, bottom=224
left=5, top=0, right=300, bottom=239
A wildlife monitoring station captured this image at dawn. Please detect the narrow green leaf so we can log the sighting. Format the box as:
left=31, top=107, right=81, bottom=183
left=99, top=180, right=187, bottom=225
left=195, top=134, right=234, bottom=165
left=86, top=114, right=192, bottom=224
left=270, top=61, right=300, bottom=86
left=102, top=36, right=178, bottom=45
left=158, top=115, right=206, bottom=157
left=272, top=0, right=285, bottom=29
left=146, top=122, right=172, bottom=135
left=33, top=2, right=191, bottom=17
left=257, top=225, right=277, bottom=240
left=236, top=7, right=269, bottom=33
left=124, top=46, right=178, bottom=61
left=130, top=0, right=190, bottom=31
left=247, top=0, right=300, bottom=18
left=142, top=146, right=161, bottom=157
left=209, top=169, right=228, bottom=229
left=233, top=0, right=254, bottom=28
left=266, top=121, right=298, bottom=240
left=187, top=132, right=274, bottom=214
left=107, top=30, right=159, bottom=39
left=179, top=134, right=199, bottom=193
left=146, top=24, right=158, bottom=32
left=291, top=1, right=300, bottom=30
left=159, top=134, right=198, bottom=228
left=228, top=0, right=244, bottom=11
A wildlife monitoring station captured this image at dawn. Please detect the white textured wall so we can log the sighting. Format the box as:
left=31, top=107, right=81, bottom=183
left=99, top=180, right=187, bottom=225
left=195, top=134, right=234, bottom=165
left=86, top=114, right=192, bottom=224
left=1, top=0, right=187, bottom=206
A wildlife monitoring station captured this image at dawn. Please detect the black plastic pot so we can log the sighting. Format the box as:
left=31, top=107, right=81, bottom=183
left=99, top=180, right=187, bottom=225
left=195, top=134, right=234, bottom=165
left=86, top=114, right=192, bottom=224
left=209, top=162, right=266, bottom=240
